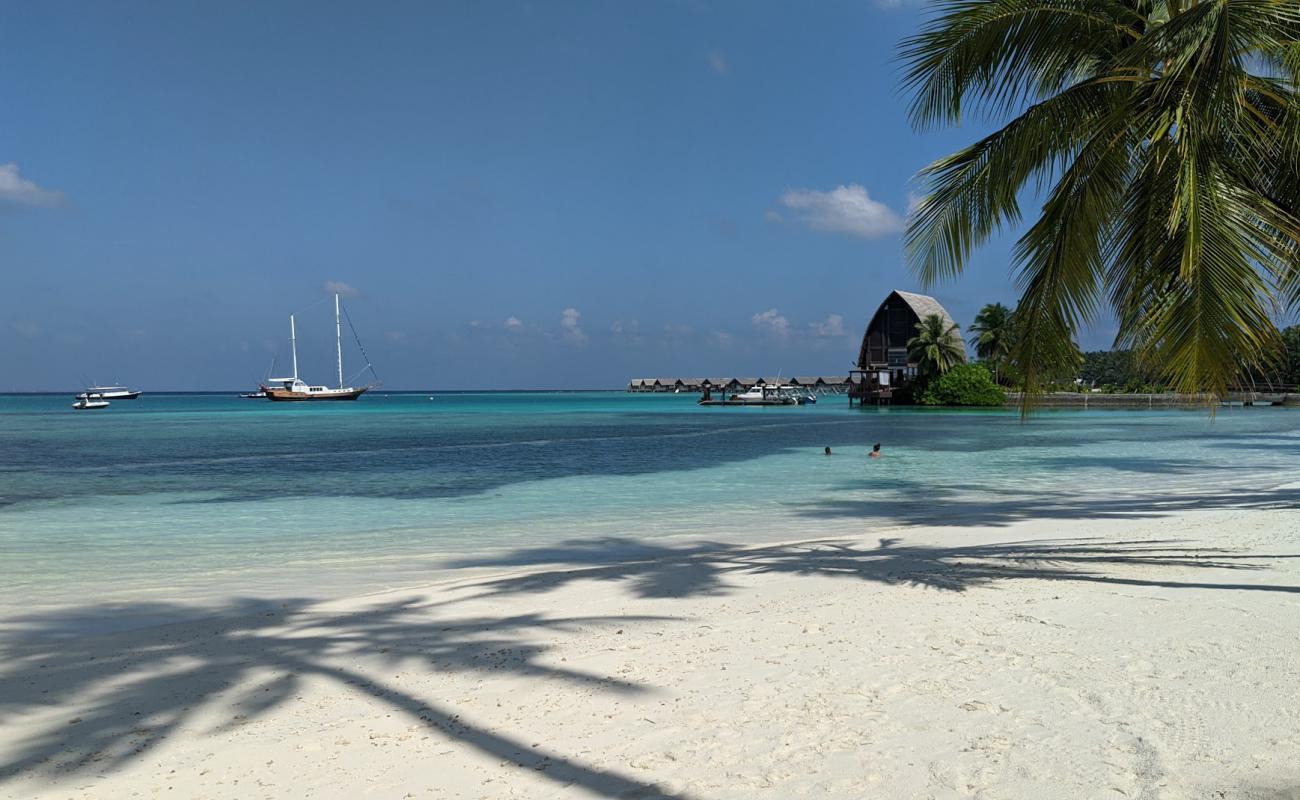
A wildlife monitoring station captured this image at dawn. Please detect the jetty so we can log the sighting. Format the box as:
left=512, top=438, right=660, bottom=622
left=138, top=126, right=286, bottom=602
left=628, top=376, right=851, bottom=394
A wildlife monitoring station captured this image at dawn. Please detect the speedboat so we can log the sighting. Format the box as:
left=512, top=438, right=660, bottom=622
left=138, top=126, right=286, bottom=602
left=73, top=393, right=110, bottom=410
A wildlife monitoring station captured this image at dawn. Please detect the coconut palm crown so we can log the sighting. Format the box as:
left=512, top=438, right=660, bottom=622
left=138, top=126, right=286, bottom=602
left=908, top=313, right=967, bottom=375
left=902, top=0, right=1300, bottom=403
left=968, top=302, right=1017, bottom=379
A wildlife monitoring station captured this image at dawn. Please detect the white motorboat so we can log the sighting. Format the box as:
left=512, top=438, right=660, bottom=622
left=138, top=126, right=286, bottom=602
left=699, top=383, right=806, bottom=406
left=73, top=393, right=110, bottom=410
left=85, top=385, right=141, bottom=400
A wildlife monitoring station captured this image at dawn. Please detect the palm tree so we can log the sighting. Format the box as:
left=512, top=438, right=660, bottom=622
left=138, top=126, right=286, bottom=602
left=908, top=313, right=966, bottom=376
left=901, top=0, right=1300, bottom=404
left=968, top=302, right=1016, bottom=382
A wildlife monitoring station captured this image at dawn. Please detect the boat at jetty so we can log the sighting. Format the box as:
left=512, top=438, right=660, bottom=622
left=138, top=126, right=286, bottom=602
left=262, top=294, right=377, bottom=401
left=698, top=383, right=810, bottom=407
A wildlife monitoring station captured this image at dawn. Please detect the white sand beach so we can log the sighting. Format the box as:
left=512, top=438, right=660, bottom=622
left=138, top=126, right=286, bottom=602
left=3, top=503, right=1300, bottom=800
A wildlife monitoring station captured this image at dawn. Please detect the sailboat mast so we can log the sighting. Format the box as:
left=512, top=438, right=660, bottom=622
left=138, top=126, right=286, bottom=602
left=290, top=314, right=299, bottom=381
left=335, top=293, right=344, bottom=389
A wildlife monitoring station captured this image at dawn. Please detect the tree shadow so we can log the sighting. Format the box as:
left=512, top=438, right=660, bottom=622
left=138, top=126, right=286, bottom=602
left=0, top=597, right=691, bottom=799
left=787, top=484, right=1300, bottom=528
left=448, top=535, right=1300, bottom=602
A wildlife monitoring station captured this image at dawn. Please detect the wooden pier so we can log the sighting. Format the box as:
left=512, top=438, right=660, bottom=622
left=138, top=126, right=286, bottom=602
left=627, top=376, right=850, bottom=394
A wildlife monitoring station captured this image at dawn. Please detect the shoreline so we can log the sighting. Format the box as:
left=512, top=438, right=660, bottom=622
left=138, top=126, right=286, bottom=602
left=6, top=469, right=1296, bottom=641
left=3, top=502, right=1299, bottom=798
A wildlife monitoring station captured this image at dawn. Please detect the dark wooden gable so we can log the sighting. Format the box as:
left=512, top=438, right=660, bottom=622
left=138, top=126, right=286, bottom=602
left=857, top=292, right=921, bottom=368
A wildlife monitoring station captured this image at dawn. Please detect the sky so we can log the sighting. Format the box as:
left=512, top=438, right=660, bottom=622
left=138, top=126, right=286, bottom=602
left=1, top=0, right=1111, bottom=391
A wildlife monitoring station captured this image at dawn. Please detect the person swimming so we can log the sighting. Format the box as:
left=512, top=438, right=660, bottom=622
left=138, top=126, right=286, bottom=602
left=824, top=446, right=832, bottom=456
left=869, top=443, right=881, bottom=458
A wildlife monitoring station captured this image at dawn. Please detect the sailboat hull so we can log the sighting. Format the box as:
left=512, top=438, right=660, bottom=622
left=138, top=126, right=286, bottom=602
left=264, top=386, right=368, bottom=401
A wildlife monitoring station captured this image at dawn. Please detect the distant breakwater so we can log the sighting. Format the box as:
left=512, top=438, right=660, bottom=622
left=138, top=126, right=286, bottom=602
left=1005, top=392, right=1300, bottom=408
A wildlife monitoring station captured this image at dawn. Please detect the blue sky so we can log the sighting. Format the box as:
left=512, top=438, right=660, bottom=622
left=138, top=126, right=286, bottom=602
left=1, top=0, right=1102, bottom=391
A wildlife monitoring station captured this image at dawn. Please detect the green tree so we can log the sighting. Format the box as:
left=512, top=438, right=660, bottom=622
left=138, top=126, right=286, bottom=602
left=967, top=302, right=1016, bottom=382
left=918, top=363, right=1008, bottom=406
left=1079, top=349, right=1142, bottom=387
left=908, top=313, right=966, bottom=376
left=902, top=0, right=1300, bottom=406
left=1281, top=326, right=1300, bottom=386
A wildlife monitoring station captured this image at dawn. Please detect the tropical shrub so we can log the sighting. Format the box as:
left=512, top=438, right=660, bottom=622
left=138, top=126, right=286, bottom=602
left=917, top=363, right=1007, bottom=406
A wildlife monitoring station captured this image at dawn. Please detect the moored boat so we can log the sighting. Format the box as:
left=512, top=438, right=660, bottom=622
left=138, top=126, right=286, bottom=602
left=85, top=385, right=141, bottom=400
left=699, top=383, right=807, bottom=406
left=261, top=293, right=377, bottom=402
left=73, top=393, right=110, bottom=410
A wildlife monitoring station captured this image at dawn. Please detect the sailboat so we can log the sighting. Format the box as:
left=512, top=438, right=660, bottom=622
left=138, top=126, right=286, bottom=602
left=262, top=294, right=376, bottom=401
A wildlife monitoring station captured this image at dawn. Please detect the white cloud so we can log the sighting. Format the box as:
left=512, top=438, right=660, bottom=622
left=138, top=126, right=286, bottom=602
left=810, top=313, right=849, bottom=338
left=324, top=280, right=359, bottom=297
left=906, top=191, right=925, bottom=216
left=778, top=184, right=903, bottom=239
left=12, top=320, right=40, bottom=339
left=709, top=49, right=729, bottom=76
left=504, top=316, right=523, bottom=331
left=0, top=164, right=64, bottom=207
left=763, top=209, right=784, bottom=224
left=751, top=308, right=790, bottom=338
left=560, top=307, right=587, bottom=345
left=709, top=330, right=735, bottom=349
left=611, top=319, right=645, bottom=346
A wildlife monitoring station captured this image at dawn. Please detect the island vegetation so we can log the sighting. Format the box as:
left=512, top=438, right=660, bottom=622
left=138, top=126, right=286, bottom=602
left=902, top=0, right=1300, bottom=406
left=902, top=303, right=1300, bottom=406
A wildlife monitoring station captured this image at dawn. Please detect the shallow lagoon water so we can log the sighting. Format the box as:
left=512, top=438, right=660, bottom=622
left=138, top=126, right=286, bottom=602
left=2, top=391, right=1297, bottom=625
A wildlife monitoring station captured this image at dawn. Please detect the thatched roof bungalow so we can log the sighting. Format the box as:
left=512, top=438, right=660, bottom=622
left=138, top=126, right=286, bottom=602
left=856, top=290, right=965, bottom=371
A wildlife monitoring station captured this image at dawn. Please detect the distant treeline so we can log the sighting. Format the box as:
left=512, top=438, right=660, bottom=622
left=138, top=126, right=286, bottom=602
left=1074, top=326, right=1300, bottom=391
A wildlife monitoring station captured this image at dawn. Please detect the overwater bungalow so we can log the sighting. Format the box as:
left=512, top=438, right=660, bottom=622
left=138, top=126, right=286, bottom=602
left=850, top=290, right=964, bottom=405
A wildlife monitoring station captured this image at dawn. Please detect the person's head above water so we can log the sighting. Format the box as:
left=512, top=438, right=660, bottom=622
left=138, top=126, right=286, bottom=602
left=824, top=446, right=832, bottom=455
left=869, top=443, right=882, bottom=458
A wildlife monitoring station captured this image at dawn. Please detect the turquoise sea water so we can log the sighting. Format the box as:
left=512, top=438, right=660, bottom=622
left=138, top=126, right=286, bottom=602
left=2, top=392, right=1298, bottom=624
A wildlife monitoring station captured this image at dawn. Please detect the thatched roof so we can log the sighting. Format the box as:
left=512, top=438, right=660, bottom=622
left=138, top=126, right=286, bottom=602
left=857, top=290, right=965, bottom=368
left=893, top=290, right=960, bottom=333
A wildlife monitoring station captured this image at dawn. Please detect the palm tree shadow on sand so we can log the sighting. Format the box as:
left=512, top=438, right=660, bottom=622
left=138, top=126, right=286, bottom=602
left=447, top=535, right=1300, bottom=602
left=0, top=599, right=689, bottom=799
left=4, top=533, right=1298, bottom=798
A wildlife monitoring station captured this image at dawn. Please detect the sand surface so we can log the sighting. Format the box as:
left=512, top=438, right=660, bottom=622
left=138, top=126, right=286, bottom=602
left=3, top=504, right=1300, bottom=799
